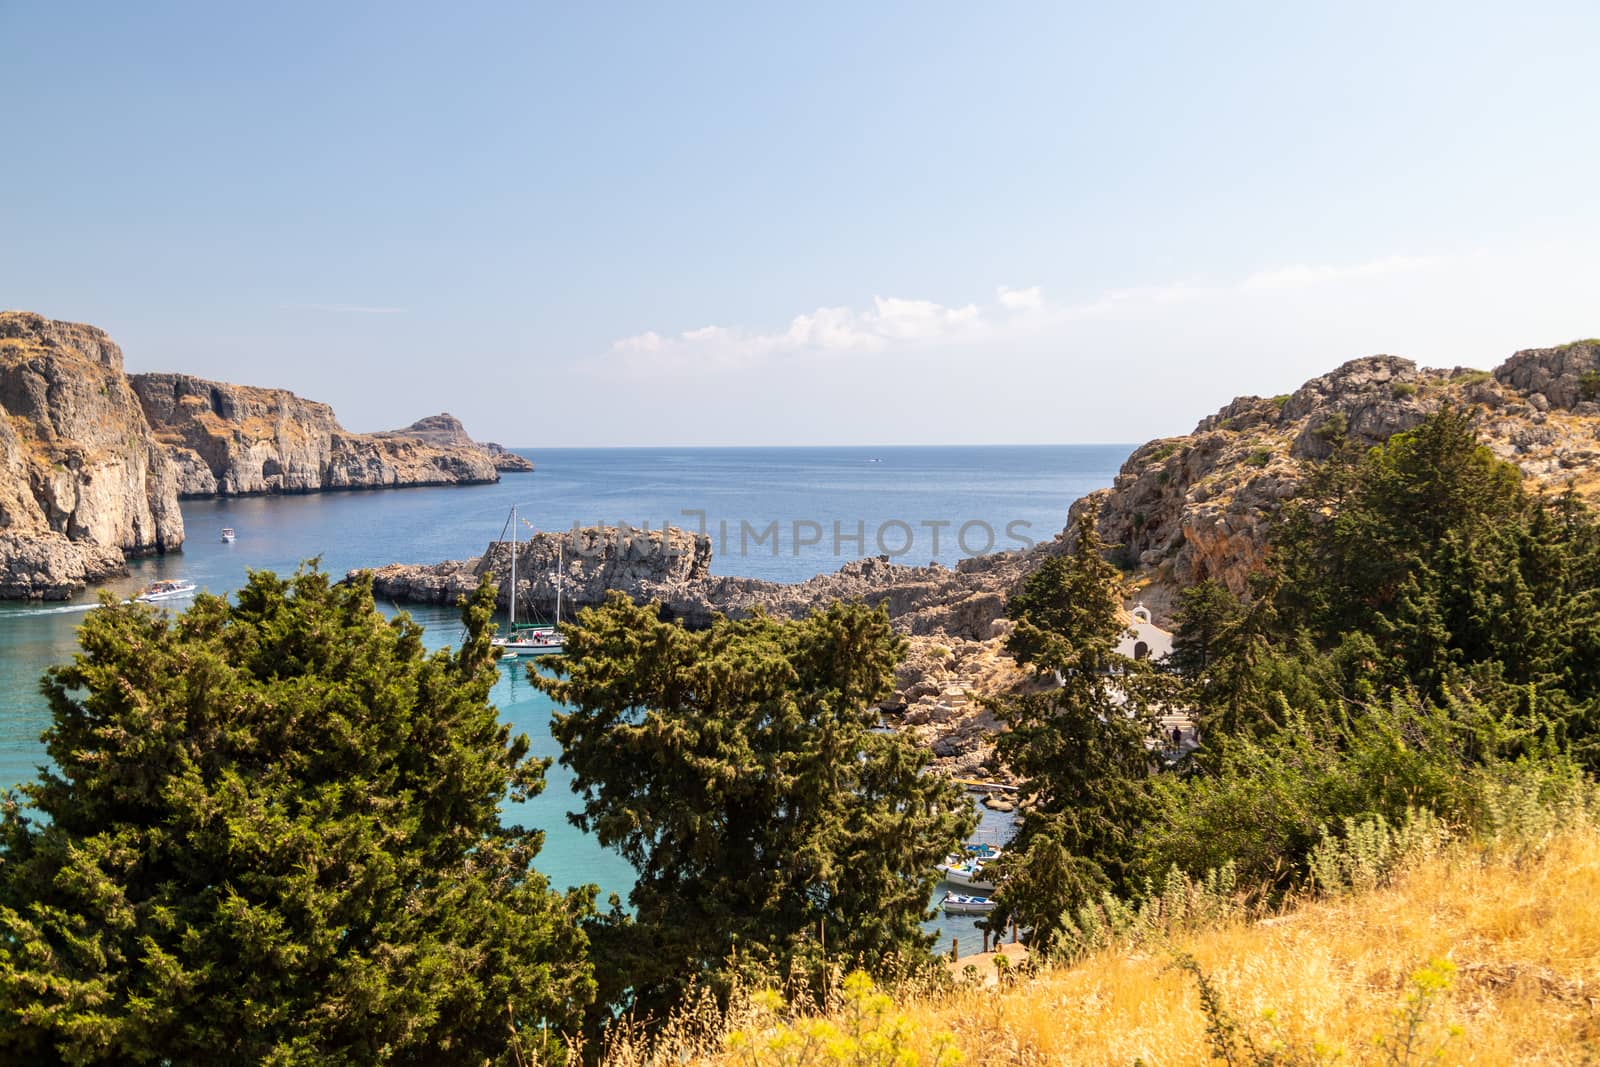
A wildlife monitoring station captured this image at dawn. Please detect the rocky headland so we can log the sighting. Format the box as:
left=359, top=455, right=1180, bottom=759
left=0, top=311, right=530, bottom=598
left=130, top=375, right=522, bottom=496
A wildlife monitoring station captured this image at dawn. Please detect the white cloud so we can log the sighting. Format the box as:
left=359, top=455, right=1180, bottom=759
left=594, top=251, right=1511, bottom=381
left=997, top=285, right=1043, bottom=310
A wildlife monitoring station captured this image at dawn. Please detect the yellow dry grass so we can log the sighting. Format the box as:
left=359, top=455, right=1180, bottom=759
left=689, top=828, right=1600, bottom=1066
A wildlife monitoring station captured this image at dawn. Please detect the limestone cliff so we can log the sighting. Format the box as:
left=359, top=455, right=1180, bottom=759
left=380, top=414, right=534, bottom=473
left=1073, top=341, right=1600, bottom=615
left=129, top=375, right=513, bottom=496
left=0, top=312, right=185, bottom=598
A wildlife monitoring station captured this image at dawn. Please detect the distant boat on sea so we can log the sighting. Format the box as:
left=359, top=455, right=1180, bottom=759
left=220, top=527, right=236, bottom=543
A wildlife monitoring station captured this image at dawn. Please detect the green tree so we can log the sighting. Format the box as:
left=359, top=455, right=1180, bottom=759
left=1168, top=578, right=1245, bottom=681
left=0, top=567, right=594, bottom=1065
left=989, top=513, right=1174, bottom=940
left=536, top=594, right=973, bottom=1023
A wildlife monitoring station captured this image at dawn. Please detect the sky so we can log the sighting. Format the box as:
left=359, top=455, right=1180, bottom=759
left=3, top=1, right=1597, bottom=447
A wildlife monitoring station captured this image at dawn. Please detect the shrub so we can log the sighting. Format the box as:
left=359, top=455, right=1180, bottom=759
left=1392, top=381, right=1419, bottom=399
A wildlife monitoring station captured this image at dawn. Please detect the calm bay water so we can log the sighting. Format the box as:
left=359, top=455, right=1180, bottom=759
left=0, top=445, right=1127, bottom=942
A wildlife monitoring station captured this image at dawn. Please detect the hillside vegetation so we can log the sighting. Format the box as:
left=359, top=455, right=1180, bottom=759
left=632, top=810, right=1600, bottom=1065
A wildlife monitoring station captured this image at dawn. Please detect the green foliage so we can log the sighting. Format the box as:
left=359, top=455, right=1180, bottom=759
left=1147, top=442, right=1180, bottom=463
left=1312, top=411, right=1348, bottom=441
left=1004, top=512, right=1128, bottom=679
left=1245, top=449, right=1273, bottom=467
left=537, top=595, right=973, bottom=1023
left=1391, top=381, right=1418, bottom=399
left=989, top=513, right=1179, bottom=938
left=0, top=566, right=594, bottom=1065
left=1580, top=368, right=1600, bottom=402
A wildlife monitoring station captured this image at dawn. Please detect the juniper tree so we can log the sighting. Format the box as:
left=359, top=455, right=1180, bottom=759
left=0, top=567, right=594, bottom=1065
left=988, top=512, right=1174, bottom=940
left=536, top=594, right=973, bottom=1023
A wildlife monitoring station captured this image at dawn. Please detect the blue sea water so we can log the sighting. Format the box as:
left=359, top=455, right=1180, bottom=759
left=0, top=445, right=1128, bottom=944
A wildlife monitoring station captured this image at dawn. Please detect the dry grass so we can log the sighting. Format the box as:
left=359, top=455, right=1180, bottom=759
left=669, top=827, right=1600, bottom=1066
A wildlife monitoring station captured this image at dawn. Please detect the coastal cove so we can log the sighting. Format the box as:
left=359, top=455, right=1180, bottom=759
left=0, top=444, right=1126, bottom=941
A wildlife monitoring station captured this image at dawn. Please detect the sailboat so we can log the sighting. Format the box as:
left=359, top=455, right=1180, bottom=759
left=490, top=504, right=564, bottom=658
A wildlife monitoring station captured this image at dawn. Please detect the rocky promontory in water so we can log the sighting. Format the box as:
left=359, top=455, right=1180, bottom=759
left=0, top=311, right=529, bottom=598
left=129, top=376, right=522, bottom=495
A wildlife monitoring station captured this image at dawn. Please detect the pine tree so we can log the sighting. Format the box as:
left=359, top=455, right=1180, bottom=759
left=536, top=594, right=974, bottom=1023
left=0, top=567, right=594, bottom=1065
left=989, top=512, right=1173, bottom=940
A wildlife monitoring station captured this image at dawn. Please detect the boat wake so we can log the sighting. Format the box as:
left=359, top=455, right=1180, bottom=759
left=0, top=602, right=102, bottom=619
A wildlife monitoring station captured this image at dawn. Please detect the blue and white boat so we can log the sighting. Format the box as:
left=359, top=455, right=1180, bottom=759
left=940, top=893, right=998, bottom=916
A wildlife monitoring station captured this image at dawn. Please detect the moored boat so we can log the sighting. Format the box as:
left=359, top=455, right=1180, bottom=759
left=940, top=892, right=997, bottom=915
left=134, top=579, right=197, bottom=604
left=936, top=860, right=997, bottom=893
left=490, top=504, right=565, bottom=658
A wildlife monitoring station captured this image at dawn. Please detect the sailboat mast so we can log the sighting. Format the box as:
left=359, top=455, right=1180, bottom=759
left=555, top=539, right=563, bottom=626
left=509, top=505, right=517, bottom=629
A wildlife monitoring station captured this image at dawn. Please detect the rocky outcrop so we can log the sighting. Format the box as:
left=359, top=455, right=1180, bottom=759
left=1075, top=342, right=1600, bottom=615
left=365, top=525, right=712, bottom=618
left=1493, top=339, right=1600, bottom=412
left=379, top=414, right=534, bottom=473
left=365, top=524, right=1055, bottom=640
left=129, top=374, right=514, bottom=496
left=0, top=312, right=185, bottom=598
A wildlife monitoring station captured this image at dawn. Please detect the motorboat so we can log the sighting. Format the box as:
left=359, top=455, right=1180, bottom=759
left=940, top=893, right=998, bottom=916
left=220, top=527, right=236, bottom=543
left=134, top=579, right=196, bottom=604
left=936, top=860, right=997, bottom=893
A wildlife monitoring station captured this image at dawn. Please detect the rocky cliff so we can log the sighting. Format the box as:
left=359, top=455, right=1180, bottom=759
left=380, top=414, right=534, bottom=473
left=1072, top=341, right=1600, bottom=615
left=0, top=312, right=185, bottom=597
left=129, top=375, right=518, bottom=496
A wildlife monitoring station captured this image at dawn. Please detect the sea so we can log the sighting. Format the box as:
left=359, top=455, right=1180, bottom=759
left=0, top=444, right=1129, bottom=950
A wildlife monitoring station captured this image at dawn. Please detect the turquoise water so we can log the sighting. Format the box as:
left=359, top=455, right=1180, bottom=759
left=0, top=445, right=1127, bottom=941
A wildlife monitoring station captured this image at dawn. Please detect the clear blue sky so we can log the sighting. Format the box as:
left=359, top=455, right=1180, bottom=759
left=4, top=2, right=1596, bottom=446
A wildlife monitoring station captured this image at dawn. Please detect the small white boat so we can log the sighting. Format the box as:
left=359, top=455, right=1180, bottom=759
left=134, top=579, right=196, bottom=604
left=940, top=893, right=998, bottom=916
left=220, top=527, right=236, bottom=543
left=936, top=861, right=997, bottom=893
